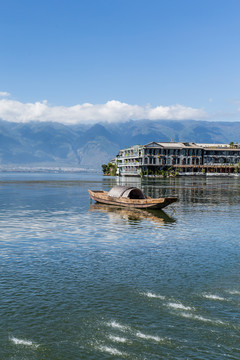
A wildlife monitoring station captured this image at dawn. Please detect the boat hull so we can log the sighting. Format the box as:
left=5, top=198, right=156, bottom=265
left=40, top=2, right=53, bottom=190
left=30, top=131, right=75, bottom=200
left=88, top=190, right=177, bottom=209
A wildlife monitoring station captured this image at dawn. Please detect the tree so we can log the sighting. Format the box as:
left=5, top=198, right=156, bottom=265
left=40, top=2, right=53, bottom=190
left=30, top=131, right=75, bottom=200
left=102, top=164, right=107, bottom=171
left=101, top=162, right=117, bottom=176
left=234, top=161, right=240, bottom=173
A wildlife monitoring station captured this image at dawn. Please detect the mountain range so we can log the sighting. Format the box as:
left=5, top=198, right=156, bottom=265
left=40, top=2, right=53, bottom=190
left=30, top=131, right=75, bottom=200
left=0, top=119, right=240, bottom=169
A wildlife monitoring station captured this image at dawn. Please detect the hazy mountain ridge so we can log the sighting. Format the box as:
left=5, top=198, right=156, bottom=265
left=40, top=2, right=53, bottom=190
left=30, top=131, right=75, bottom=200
left=0, top=119, right=240, bottom=169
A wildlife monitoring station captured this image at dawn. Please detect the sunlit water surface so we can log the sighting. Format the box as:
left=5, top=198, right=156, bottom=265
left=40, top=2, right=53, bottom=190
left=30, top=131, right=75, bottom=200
left=0, top=173, right=240, bottom=359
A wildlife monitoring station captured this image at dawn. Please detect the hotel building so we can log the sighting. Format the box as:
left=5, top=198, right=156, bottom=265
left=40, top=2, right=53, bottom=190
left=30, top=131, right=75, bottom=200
left=116, top=142, right=240, bottom=176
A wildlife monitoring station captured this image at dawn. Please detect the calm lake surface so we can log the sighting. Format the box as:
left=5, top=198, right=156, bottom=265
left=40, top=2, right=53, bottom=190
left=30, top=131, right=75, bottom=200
left=0, top=173, right=240, bottom=360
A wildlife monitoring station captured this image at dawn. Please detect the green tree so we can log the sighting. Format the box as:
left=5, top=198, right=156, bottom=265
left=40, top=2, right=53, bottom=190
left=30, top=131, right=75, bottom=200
left=101, top=164, right=108, bottom=174
left=234, top=162, right=240, bottom=173
left=101, top=162, right=117, bottom=176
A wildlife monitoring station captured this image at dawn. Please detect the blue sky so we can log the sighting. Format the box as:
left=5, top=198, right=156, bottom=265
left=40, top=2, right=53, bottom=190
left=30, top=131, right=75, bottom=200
left=0, top=0, right=239, bottom=123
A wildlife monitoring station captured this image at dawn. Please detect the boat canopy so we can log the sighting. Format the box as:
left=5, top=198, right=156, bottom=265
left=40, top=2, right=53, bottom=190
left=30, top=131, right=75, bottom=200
left=108, top=186, right=146, bottom=199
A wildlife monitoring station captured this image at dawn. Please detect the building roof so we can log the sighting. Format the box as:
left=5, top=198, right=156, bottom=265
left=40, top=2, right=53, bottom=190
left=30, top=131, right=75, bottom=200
left=196, top=143, right=230, bottom=148
left=117, top=141, right=240, bottom=154
left=145, top=142, right=202, bottom=149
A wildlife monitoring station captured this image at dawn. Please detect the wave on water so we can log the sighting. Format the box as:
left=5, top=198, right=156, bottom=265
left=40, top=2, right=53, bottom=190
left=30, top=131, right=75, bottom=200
left=167, top=302, right=194, bottom=311
left=106, top=320, right=166, bottom=344
left=226, top=290, right=240, bottom=295
left=98, top=345, right=126, bottom=356
left=10, top=336, right=39, bottom=348
left=135, top=331, right=164, bottom=342
left=202, top=294, right=227, bottom=301
left=106, top=321, right=129, bottom=331
left=109, top=335, right=127, bottom=343
left=142, top=291, right=165, bottom=300
left=179, top=312, right=226, bottom=325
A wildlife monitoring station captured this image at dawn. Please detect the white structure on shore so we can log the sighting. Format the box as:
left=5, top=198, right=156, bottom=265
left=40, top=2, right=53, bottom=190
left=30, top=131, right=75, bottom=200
left=115, top=142, right=240, bottom=176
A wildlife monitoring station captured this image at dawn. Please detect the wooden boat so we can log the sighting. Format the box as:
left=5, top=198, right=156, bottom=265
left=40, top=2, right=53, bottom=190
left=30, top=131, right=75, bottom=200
left=88, top=185, right=177, bottom=210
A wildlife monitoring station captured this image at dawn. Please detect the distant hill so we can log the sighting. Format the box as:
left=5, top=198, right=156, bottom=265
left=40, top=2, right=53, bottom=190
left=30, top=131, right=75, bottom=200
left=0, top=119, right=240, bottom=169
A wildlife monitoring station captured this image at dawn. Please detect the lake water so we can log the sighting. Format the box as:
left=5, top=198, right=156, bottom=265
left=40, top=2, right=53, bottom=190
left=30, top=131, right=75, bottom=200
left=0, top=173, right=240, bottom=360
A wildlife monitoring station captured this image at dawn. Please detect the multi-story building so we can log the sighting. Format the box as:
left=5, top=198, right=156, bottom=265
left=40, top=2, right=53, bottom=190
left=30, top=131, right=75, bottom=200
left=201, top=144, right=240, bottom=167
left=116, top=142, right=240, bottom=176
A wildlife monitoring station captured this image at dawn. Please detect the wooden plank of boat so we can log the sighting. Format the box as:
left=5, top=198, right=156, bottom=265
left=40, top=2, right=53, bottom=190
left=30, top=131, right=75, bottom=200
left=88, top=189, right=177, bottom=210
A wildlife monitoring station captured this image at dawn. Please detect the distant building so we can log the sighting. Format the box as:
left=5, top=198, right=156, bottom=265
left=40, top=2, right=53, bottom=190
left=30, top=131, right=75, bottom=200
left=115, top=142, right=240, bottom=176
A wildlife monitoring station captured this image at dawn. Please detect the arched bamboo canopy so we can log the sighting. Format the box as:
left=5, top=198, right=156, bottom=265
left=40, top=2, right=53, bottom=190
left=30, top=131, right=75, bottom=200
left=108, top=186, right=146, bottom=199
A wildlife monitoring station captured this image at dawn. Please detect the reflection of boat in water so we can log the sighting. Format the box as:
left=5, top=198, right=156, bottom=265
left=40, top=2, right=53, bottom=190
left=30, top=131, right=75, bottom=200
left=88, top=186, right=177, bottom=210
left=89, top=203, right=176, bottom=225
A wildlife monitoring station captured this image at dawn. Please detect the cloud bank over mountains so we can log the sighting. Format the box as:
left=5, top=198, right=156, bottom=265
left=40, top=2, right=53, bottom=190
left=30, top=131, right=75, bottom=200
left=0, top=95, right=207, bottom=124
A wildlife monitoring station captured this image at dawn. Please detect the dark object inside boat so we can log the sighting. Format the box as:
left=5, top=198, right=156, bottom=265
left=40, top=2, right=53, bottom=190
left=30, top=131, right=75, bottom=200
left=108, top=186, right=146, bottom=199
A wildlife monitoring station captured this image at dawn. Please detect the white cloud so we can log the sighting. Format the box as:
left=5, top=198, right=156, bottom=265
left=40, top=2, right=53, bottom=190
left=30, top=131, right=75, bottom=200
left=0, top=98, right=208, bottom=124
left=0, top=91, right=10, bottom=97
